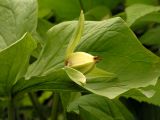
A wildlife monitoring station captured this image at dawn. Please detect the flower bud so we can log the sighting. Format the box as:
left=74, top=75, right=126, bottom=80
left=65, top=52, right=99, bottom=74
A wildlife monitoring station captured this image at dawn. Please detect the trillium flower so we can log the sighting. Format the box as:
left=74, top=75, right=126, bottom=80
left=64, top=10, right=115, bottom=85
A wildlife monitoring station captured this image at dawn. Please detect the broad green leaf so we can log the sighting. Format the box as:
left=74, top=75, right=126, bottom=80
left=25, top=17, right=160, bottom=99
left=0, top=33, right=36, bottom=96
left=0, top=0, right=37, bottom=49
left=126, top=4, right=160, bottom=26
left=86, top=67, right=116, bottom=79
left=140, top=26, right=160, bottom=47
left=25, top=22, right=76, bottom=78
left=66, top=11, right=84, bottom=58
left=13, top=69, right=84, bottom=96
left=126, top=0, right=159, bottom=6
left=79, top=106, right=113, bottom=120
left=68, top=94, right=135, bottom=120
left=76, top=18, right=160, bottom=98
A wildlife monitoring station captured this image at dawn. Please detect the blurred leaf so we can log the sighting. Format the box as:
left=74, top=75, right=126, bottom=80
left=126, top=4, right=160, bottom=27
left=129, top=12, right=160, bottom=30
left=85, top=6, right=111, bottom=20
left=60, top=92, right=81, bottom=110
left=126, top=0, right=159, bottom=6
left=40, top=0, right=122, bottom=21
left=39, top=91, right=52, bottom=104
left=68, top=94, right=135, bottom=120
left=38, top=0, right=54, bottom=18
left=140, top=26, right=160, bottom=47
left=0, top=0, right=37, bottom=49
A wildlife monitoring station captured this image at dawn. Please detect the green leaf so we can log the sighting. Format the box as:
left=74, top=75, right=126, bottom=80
left=64, top=66, right=86, bottom=85
left=79, top=106, right=112, bottom=120
left=25, top=17, right=160, bottom=99
left=68, top=94, right=135, bottom=120
left=60, top=92, right=81, bottom=111
left=38, top=91, right=52, bottom=104
left=0, top=0, right=37, bottom=49
left=140, top=26, right=160, bottom=47
left=122, top=86, right=156, bottom=101
left=126, top=4, right=160, bottom=26
left=126, top=0, right=159, bottom=6
left=122, top=79, right=160, bottom=106
left=31, top=19, right=53, bottom=58
left=38, top=0, right=54, bottom=18
left=36, top=18, right=53, bottom=45
left=76, top=17, right=160, bottom=98
left=13, top=69, right=84, bottom=96
left=85, top=6, right=111, bottom=20
left=25, top=22, right=76, bottom=78
left=86, top=67, right=116, bottom=79
left=43, top=0, right=121, bottom=21
left=133, top=12, right=160, bottom=27
left=0, top=33, right=36, bottom=96
left=66, top=11, right=84, bottom=58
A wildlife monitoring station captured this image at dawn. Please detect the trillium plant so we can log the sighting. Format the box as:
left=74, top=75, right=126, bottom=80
left=1, top=0, right=160, bottom=120
left=64, top=11, right=113, bottom=85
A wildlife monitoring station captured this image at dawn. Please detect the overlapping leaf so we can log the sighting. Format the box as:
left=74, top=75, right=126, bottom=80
left=0, top=0, right=37, bottom=49
left=38, top=0, right=121, bottom=21
left=68, top=94, right=135, bottom=120
left=13, top=69, right=84, bottom=96
left=126, top=0, right=159, bottom=6
left=0, top=33, right=36, bottom=97
left=140, top=26, right=160, bottom=47
left=126, top=4, right=160, bottom=27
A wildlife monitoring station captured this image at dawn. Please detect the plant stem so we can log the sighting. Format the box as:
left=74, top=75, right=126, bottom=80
left=51, top=93, right=59, bottom=120
left=28, top=92, right=46, bottom=120
left=8, top=94, right=15, bottom=120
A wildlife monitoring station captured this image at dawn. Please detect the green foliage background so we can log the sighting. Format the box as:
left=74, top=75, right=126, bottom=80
left=0, top=0, right=160, bottom=120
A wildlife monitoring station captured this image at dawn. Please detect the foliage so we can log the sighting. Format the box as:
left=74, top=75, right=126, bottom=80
left=0, top=0, right=160, bottom=119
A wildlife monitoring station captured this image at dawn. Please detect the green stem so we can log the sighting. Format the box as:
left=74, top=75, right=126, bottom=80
left=28, top=92, right=46, bottom=120
left=8, top=94, right=15, bottom=120
left=51, top=93, right=59, bottom=120
left=63, top=110, right=68, bottom=120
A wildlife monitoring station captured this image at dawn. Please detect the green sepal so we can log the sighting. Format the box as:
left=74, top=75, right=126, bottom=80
left=64, top=66, right=86, bottom=85
left=65, top=10, right=85, bottom=59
